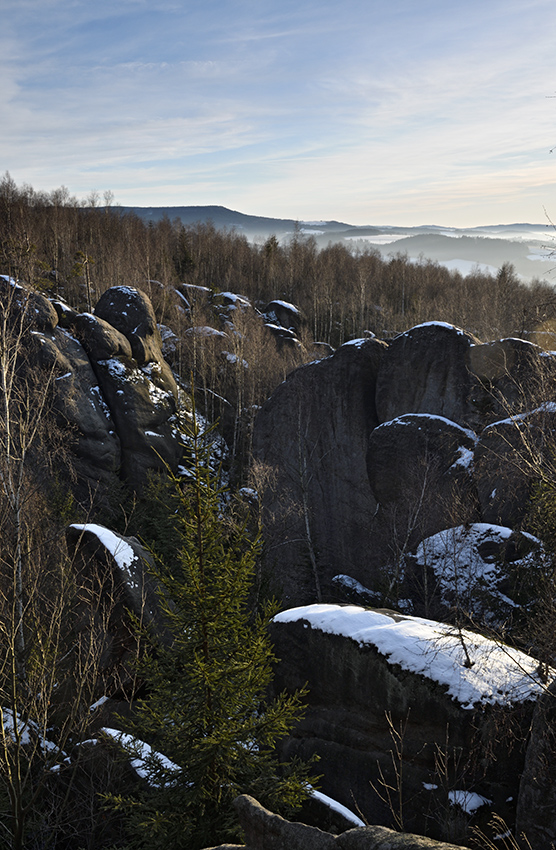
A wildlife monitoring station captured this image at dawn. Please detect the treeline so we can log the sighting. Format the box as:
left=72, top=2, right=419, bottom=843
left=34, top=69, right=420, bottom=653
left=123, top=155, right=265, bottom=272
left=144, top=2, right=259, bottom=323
left=3, top=171, right=556, bottom=375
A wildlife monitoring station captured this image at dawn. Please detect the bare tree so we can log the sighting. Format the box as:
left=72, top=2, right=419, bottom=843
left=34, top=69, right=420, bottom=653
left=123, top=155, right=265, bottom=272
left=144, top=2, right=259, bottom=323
left=0, top=281, right=112, bottom=848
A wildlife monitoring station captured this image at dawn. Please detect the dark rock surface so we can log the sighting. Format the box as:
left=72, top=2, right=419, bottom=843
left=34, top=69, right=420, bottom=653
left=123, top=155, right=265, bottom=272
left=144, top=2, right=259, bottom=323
left=516, top=678, right=556, bottom=850
left=474, top=404, right=556, bottom=528
left=468, top=338, right=556, bottom=424
left=375, top=323, right=479, bottom=428
left=66, top=523, right=168, bottom=690
left=367, top=413, right=478, bottom=546
left=269, top=608, right=534, bottom=842
left=252, top=338, right=387, bottom=604
left=198, top=794, right=470, bottom=850
left=34, top=325, right=122, bottom=499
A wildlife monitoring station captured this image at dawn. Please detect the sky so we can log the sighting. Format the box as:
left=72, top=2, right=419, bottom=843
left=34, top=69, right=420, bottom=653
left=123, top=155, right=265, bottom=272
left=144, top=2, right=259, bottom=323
left=2, top=0, right=556, bottom=226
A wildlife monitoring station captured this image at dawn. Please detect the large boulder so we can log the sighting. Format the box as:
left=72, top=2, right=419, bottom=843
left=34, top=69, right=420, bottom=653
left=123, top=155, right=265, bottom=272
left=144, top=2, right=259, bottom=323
left=0, top=275, right=59, bottom=332
left=95, top=286, right=164, bottom=367
left=252, top=339, right=387, bottom=605
left=516, top=678, right=556, bottom=850
left=209, top=794, right=470, bottom=850
left=474, top=404, right=556, bottom=528
left=366, top=414, right=478, bottom=552
left=270, top=604, right=544, bottom=842
left=375, top=323, right=480, bottom=429
left=66, top=522, right=168, bottom=690
left=91, top=354, right=180, bottom=487
left=404, top=523, right=544, bottom=623
left=468, top=338, right=556, bottom=425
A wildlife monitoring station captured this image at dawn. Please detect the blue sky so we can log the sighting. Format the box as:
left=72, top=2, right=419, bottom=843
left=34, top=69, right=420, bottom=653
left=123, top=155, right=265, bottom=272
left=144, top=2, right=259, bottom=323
left=2, top=0, right=556, bottom=225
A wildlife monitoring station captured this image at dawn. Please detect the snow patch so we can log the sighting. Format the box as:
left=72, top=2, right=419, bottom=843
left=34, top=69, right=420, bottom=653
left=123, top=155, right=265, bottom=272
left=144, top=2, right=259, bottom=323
left=448, top=790, right=492, bottom=814
left=70, top=524, right=136, bottom=571
left=101, top=728, right=180, bottom=787
left=310, top=789, right=365, bottom=826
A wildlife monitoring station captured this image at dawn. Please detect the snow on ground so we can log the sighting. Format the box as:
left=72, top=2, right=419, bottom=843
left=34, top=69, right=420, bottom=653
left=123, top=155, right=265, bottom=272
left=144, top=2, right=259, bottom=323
left=273, top=604, right=550, bottom=710
left=448, top=790, right=492, bottom=814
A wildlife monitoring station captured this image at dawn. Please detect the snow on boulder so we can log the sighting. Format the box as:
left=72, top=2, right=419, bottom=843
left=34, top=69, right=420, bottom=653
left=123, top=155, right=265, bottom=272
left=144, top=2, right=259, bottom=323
left=406, top=523, right=544, bottom=624
left=101, top=728, right=180, bottom=787
left=273, top=604, right=548, bottom=709
left=263, top=299, right=303, bottom=331
left=269, top=603, right=547, bottom=835
left=214, top=291, right=252, bottom=311
left=66, top=523, right=169, bottom=690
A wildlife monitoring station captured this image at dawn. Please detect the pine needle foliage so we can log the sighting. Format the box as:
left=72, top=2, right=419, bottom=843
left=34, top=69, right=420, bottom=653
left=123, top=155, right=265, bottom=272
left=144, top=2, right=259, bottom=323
left=115, top=412, right=314, bottom=850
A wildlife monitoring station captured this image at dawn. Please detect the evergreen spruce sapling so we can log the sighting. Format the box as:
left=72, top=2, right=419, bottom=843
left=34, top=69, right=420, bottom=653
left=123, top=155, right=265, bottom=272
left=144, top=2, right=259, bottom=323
left=116, top=412, right=314, bottom=850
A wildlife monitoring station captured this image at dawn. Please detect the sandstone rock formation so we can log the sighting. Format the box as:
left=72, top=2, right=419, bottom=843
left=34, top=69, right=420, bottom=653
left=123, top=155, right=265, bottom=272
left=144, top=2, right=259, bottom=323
left=404, top=523, right=544, bottom=623
left=65, top=522, right=168, bottom=690
left=253, top=321, right=556, bottom=607
left=269, top=604, right=542, bottom=842
left=200, top=794, right=470, bottom=850
left=252, top=338, right=387, bottom=603
left=516, top=678, right=556, bottom=850
left=374, top=323, right=480, bottom=429
left=3, top=279, right=184, bottom=503
left=366, top=414, right=478, bottom=548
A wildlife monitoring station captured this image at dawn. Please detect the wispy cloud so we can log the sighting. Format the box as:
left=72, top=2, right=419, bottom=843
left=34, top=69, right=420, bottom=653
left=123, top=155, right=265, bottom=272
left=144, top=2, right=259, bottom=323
left=2, top=0, right=556, bottom=223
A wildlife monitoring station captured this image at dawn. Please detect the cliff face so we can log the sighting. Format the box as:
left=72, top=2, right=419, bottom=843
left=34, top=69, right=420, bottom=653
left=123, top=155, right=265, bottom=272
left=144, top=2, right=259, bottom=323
left=252, top=338, right=387, bottom=603
left=253, top=322, right=556, bottom=608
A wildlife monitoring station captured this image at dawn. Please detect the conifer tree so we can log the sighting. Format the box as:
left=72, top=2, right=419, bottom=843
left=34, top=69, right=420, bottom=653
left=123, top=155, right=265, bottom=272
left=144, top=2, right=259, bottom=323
left=116, top=411, right=314, bottom=850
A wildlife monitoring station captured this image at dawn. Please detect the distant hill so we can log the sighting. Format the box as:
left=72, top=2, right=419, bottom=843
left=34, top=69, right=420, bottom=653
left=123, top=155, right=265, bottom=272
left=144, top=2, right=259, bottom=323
left=118, top=204, right=353, bottom=237
left=121, top=205, right=555, bottom=282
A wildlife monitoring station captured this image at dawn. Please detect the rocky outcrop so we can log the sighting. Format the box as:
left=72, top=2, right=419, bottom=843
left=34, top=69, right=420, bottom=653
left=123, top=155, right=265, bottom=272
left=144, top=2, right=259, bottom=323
left=5, top=280, right=184, bottom=501
left=34, top=323, right=122, bottom=496
left=262, top=300, right=304, bottom=333
left=516, top=678, right=556, bottom=850
left=66, top=522, right=168, bottom=690
left=375, top=323, right=480, bottom=429
left=367, top=414, right=478, bottom=546
left=474, top=404, right=556, bottom=528
left=468, top=338, right=556, bottom=423
left=201, top=793, right=471, bottom=850
left=252, top=339, right=387, bottom=604
left=404, top=523, right=544, bottom=622
left=253, top=320, right=556, bottom=606
left=269, top=605, right=542, bottom=842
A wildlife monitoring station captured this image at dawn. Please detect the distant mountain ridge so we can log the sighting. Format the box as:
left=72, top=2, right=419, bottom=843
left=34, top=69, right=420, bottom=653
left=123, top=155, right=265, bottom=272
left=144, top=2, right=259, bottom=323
left=121, top=205, right=555, bottom=282
left=118, top=204, right=353, bottom=235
